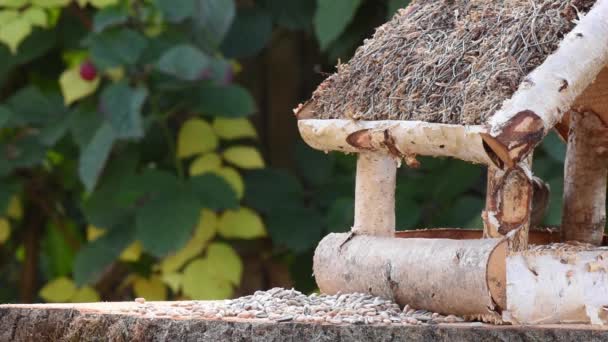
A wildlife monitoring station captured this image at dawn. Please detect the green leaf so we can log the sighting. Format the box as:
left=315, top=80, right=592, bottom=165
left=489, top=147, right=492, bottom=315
left=0, top=17, right=32, bottom=53
left=193, top=0, right=235, bottom=47
left=93, top=4, right=128, bottom=32
left=39, top=277, right=77, bottom=302
left=42, top=221, right=78, bottom=277
left=436, top=196, right=483, bottom=228
left=395, top=196, right=421, bottom=230
left=0, top=105, right=13, bottom=128
left=69, top=109, right=103, bottom=149
left=176, top=118, right=218, bottom=158
left=212, top=118, right=257, bottom=140
left=189, top=174, right=238, bottom=210
left=295, top=141, right=334, bottom=186
left=5, top=136, right=47, bottom=169
left=22, top=7, right=48, bottom=28
left=266, top=206, right=323, bottom=253
left=261, top=0, right=315, bottom=30
left=243, top=169, right=303, bottom=214
left=59, top=66, right=100, bottom=105
left=157, top=44, right=210, bottom=81
left=81, top=152, right=139, bottom=228
left=182, top=258, right=233, bottom=300
left=73, top=220, right=135, bottom=285
left=0, top=0, right=28, bottom=8
left=100, top=82, right=148, bottom=139
left=195, top=85, right=256, bottom=117
left=544, top=176, right=563, bottom=226
left=314, top=0, right=362, bottom=50
left=222, top=146, right=265, bottom=169
left=87, top=28, right=147, bottom=69
left=39, top=112, right=72, bottom=146
left=218, top=207, right=266, bottom=239
left=31, top=0, right=70, bottom=7
left=78, top=123, right=116, bottom=192
left=17, top=26, right=56, bottom=62
left=7, top=86, right=66, bottom=125
left=326, top=197, right=353, bottom=233
left=0, top=218, right=10, bottom=244
left=221, top=7, right=273, bottom=59
left=387, top=0, right=410, bottom=19
left=135, top=190, right=200, bottom=257
left=206, top=242, right=242, bottom=285
left=541, top=131, right=566, bottom=163
left=155, top=0, right=195, bottom=22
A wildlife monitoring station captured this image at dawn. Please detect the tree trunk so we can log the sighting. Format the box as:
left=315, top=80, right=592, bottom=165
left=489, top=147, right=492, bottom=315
left=561, top=111, right=608, bottom=245
left=353, top=153, right=397, bottom=237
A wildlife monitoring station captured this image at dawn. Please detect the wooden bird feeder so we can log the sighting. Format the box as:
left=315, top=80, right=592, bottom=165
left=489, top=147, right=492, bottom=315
left=295, top=0, right=608, bottom=325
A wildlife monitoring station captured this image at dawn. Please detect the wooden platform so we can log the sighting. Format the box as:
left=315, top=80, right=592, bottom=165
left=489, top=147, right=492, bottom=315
left=1, top=302, right=608, bottom=341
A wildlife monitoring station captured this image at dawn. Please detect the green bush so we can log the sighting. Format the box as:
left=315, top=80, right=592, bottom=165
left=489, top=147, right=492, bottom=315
left=0, top=0, right=567, bottom=303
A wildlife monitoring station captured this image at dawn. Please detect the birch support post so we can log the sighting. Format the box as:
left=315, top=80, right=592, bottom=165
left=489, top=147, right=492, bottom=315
left=561, top=111, right=608, bottom=245
left=482, top=160, right=535, bottom=251
left=353, top=153, right=397, bottom=236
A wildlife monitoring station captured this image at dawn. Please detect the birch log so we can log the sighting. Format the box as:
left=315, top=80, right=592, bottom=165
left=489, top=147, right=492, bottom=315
left=482, top=161, right=534, bottom=251
left=298, top=119, right=494, bottom=165
left=313, top=233, right=507, bottom=320
left=561, top=111, right=608, bottom=245
left=504, top=244, right=608, bottom=325
left=353, top=153, right=397, bottom=236
left=484, top=0, right=608, bottom=167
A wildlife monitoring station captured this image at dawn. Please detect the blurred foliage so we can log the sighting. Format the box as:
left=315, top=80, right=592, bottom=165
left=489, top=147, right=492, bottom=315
left=0, top=0, right=568, bottom=304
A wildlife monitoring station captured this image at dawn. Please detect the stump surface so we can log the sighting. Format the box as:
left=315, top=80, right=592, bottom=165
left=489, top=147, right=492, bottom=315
left=2, top=302, right=608, bottom=342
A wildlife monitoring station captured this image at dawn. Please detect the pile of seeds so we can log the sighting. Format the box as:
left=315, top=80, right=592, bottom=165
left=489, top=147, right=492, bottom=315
left=124, top=288, right=470, bottom=326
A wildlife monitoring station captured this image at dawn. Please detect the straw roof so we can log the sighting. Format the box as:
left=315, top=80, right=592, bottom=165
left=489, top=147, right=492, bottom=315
left=307, top=0, right=597, bottom=125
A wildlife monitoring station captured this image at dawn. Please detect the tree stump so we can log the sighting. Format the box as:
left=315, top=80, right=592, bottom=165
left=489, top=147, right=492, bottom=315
left=2, top=302, right=608, bottom=341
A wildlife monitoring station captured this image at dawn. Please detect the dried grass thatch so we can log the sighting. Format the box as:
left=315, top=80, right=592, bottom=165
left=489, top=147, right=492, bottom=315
left=308, top=0, right=596, bottom=125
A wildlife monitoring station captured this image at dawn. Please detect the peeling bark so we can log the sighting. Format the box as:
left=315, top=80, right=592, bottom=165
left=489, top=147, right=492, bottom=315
left=481, top=111, right=544, bottom=168
left=561, top=111, right=608, bottom=245
left=486, top=0, right=608, bottom=166
left=353, top=153, right=397, bottom=237
left=313, top=233, right=506, bottom=319
left=298, top=119, right=494, bottom=165
left=504, top=244, right=608, bottom=325
left=483, top=161, right=534, bottom=251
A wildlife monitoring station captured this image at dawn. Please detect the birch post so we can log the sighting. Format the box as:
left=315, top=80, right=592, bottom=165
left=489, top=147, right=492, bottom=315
left=482, top=159, right=535, bottom=251
left=353, top=153, right=397, bottom=236
left=561, top=111, right=608, bottom=245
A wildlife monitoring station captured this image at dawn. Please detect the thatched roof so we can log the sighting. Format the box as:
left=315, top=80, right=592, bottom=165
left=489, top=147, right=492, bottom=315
left=306, top=0, right=597, bottom=125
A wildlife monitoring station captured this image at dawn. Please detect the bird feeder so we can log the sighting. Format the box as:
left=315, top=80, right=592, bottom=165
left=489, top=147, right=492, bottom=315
left=295, top=0, right=608, bottom=324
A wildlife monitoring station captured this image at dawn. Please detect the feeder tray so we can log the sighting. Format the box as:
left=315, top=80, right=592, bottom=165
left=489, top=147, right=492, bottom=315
left=296, top=0, right=608, bottom=325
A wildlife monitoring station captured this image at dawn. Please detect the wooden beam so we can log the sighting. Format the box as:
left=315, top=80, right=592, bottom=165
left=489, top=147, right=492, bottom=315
left=298, top=119, right=494, bottom=165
